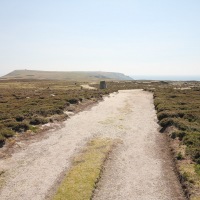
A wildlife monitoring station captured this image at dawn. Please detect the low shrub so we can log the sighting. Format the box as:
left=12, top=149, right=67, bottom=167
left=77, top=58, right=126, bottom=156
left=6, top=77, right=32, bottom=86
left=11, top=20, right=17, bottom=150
left=0, top=134, right=5, bottom=145
left=157, top=111, right=183, bottom=121
left=176, top=152, right=183, bottom=160
left=15, top=115, right=25, bottom=122
left=67, top=98, right=79, bottom=104
left=195, top=164, right=200, bottom=175
left=0, top=128, right=15, bottom=138
left=6, top=122, right=30, bottom=132
left=183, top=132, right=200, bottom=163
left=159, top=118, right=174, bottom=128
left=170, top=131, right=186, bottom=140
left=30, top=117, right=48, bottom=125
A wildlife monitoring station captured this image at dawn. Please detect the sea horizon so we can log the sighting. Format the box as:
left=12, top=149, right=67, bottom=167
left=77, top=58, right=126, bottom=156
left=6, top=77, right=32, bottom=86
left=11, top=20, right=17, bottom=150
left=131, top=75, right=200, bottom=81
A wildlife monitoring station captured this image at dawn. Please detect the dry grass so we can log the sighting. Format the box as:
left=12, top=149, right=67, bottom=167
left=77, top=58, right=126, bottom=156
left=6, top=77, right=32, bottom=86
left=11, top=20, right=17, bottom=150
left=53, top=138, right=118, bottom=200
left=179, top=163, right=200, bottom=200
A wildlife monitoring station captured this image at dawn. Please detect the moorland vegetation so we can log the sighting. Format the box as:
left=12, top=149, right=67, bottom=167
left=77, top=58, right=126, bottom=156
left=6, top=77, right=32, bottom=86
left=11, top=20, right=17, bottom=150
left=153, top=86, right=200, bottom=199
left=0, top=80, right=115, bottom=145
left=0, top=79, right=199, bottom=199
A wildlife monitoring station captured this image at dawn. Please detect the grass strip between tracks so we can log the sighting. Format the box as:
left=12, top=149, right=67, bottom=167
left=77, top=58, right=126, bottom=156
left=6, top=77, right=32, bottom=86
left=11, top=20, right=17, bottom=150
left=53, top=138, right=118, bottom=200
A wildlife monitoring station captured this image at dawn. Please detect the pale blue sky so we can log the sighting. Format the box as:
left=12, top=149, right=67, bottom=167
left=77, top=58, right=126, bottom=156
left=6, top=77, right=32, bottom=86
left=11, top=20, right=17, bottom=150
left=0, top=0, right=200, bottom=76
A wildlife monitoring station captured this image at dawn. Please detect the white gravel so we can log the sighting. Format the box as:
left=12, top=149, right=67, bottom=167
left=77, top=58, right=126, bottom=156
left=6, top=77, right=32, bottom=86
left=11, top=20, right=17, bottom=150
left=0, top=90, right=185, bottom=200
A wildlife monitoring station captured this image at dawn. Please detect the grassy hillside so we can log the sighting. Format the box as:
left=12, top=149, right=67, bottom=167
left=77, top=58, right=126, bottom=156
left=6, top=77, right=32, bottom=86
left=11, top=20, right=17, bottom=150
left=1, top=70, right=132, bottom=81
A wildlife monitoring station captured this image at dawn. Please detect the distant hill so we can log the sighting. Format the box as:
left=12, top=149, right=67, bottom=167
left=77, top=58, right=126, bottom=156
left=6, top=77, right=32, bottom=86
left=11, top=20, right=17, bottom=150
left=0, top=70, right=132, bottom=81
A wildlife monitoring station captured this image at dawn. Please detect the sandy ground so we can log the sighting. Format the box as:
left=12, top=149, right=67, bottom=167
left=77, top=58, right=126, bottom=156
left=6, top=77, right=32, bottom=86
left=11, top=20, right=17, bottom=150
left=0, top=90, right=185, bottom=200
left=81, top=84, right=96, bottom=89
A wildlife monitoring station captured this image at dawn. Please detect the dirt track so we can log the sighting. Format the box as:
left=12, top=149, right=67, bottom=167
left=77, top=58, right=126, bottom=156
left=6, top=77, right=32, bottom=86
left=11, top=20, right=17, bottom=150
left=0, top=90, right=185, bottom=200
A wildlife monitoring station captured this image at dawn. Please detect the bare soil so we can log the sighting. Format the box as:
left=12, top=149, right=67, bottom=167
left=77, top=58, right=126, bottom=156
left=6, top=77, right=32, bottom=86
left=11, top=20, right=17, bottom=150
left=81, top=84, right=96, bottom=90
left=0, top=90, right=185, bottom=200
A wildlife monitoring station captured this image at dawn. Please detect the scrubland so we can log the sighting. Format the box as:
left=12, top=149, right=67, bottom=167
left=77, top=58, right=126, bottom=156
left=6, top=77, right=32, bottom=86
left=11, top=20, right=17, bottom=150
left=0, top=79, right=199, bottom=199
left=0, top=80, right=114, bottom=146
left=153, top=86, right=200, bottom=199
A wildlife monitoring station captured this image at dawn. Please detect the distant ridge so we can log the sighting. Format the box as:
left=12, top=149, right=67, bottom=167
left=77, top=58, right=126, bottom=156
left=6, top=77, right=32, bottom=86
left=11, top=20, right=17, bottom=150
left=1, top=70, right=132, bottom=81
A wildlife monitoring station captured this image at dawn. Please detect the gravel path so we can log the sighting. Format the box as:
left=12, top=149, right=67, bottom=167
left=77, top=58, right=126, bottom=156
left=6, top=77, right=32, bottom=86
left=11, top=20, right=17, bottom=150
left=0, top=90, right=185, bottom=200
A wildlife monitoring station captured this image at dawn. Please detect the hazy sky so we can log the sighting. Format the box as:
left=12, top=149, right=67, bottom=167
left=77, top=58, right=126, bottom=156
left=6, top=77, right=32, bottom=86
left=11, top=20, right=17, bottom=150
left=0, top=0, right=200, bottom=76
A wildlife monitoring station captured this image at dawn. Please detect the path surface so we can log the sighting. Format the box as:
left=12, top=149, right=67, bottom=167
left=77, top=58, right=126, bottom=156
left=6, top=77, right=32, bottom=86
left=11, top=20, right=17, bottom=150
left=81, top=84, right=96, bottom=90
left=0, top=90, right=185, bottom=200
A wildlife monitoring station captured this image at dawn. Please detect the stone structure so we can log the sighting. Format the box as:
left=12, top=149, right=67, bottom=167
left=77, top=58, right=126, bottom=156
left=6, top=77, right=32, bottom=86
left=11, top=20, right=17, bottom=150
left=100, top=81, right=107, bottom=89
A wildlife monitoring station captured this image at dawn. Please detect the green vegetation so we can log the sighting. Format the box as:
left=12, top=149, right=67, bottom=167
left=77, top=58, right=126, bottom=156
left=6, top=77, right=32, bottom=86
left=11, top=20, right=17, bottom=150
left=153, top=88, right=200, bottom=164
left=0, top=78, right=199, bottom=198
left=0, top=80, right=115, bottom=145
left=53, top=138, right=117, bottom=200
left=153, top=85, right=200, bottom=199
